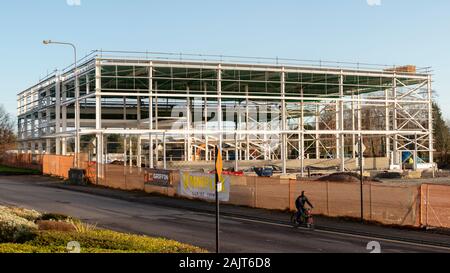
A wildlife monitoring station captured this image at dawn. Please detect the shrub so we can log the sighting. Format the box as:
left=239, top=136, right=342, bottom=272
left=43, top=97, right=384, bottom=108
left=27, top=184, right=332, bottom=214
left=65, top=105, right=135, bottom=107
left=37, top=220, right=76, bottom=232
left=67, top=220, right=98, bottom=233
left=28, top=230, right=207, bottom=253
left=37, top=213, right=73, bottom=222
left=0, top=208, right=38, bottom=243
left=0, top=206, right=41, bottom=221
left=0, top=206, right=206, bottom=253
left=0, top=243, right=65, bottom=253
left=0, top=243, right=184, bottom=253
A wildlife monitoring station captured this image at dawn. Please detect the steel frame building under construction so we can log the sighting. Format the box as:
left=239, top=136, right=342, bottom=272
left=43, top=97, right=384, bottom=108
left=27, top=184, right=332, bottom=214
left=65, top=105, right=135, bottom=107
left=17, top=51, right=434, bottom=174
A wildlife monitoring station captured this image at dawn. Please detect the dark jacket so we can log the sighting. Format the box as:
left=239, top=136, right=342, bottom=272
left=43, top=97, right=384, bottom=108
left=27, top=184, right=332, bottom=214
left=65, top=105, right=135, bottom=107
left=295, top=195, right=313, bottom=210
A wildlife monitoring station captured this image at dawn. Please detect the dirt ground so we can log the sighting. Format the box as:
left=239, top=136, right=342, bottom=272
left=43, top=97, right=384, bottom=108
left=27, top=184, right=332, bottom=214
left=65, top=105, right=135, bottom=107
left=316, top=172, right=380, bottom=183
left=298, top=170, right=450, bottom=186
left=379, top=176, right=450, bottom=186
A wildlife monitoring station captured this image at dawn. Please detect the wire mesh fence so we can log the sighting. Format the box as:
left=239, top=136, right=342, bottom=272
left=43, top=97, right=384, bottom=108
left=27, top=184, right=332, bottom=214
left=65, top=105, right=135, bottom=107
left=421, top=184, right=450, bottom=229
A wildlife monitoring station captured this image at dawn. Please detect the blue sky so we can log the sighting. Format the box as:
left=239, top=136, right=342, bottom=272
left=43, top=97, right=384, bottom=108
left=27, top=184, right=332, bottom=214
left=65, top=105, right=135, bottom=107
left=1, top=0, right=449, bottom=118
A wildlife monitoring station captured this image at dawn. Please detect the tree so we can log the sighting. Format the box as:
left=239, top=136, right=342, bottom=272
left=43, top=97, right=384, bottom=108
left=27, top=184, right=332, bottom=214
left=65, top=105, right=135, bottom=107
left=0, top=105, right=16, bottom=154
left=433, top=102, right=450, bottom=167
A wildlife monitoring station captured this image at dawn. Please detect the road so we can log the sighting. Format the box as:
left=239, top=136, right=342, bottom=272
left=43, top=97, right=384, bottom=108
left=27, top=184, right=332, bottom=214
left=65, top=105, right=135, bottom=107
left=0, top=176, right=447, bottom=253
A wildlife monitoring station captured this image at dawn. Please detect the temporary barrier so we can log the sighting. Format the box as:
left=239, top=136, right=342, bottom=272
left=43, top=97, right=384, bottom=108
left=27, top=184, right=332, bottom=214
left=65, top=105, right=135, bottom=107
left=84, top=162, right=179, bottom=196
left=290, top=180, right=420, bottom=227
left=97, top=164, right=145, bottom=191
left=5, top=153, right=450, bottom=229
left=226, top=176, right=420, bottom=227
left=42, top=155, right=74, bottom=179
left=421, top=184, right=450, bottom=229
left=0, top=153, right=43, bottom=171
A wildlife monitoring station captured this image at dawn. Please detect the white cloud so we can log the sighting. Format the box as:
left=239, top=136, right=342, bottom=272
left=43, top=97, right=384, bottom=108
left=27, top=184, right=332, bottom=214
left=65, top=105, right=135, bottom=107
left=67, top=0, right=81, bottom=6
left=367, top=0, right=381, bottom=6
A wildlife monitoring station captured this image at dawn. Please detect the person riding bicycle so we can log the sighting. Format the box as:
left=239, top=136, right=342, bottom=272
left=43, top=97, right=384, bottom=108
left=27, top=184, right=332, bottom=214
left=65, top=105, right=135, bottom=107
left=295, top=191, right=314, bottom=223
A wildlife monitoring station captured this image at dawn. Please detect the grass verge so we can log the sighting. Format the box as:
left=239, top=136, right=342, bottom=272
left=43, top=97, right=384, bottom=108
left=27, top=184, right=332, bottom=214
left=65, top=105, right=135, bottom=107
left=0, top=206, right=206, bottom=253
left=0, top=230, right=206, bottom=253
left=0, top=165, right=41, bottom=175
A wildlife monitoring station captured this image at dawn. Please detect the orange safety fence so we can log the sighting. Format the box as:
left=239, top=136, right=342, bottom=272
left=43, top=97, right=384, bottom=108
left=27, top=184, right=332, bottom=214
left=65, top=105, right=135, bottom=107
left=225, top=176, right=420, bottom=227
left=42, top=155, right=74, bottom=179
left=79, top=160, right=97, bottom=183
left=80, top=163, right=181, bottom=197
left=4, top=153, right=450, bottom=229
left=421, top=184, right=450, bottom=229
left=289, top=180, right=420, bottom=227
left=0, top=153, right=43, bottom=171
left=84, top=163, right=179, bottom=196
left=99, top=164, right=146, bottom=191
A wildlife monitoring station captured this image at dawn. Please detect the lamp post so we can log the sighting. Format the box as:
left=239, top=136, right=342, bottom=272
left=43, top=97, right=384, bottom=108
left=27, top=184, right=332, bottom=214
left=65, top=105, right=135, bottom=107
left=43, top=40, right=80, bottom=168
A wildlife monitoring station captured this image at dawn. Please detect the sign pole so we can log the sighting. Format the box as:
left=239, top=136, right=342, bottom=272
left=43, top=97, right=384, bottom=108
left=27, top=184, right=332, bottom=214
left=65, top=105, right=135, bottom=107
left=216, top=174, right=219, bottom=253
left=215, top=145, right=223, bottom=254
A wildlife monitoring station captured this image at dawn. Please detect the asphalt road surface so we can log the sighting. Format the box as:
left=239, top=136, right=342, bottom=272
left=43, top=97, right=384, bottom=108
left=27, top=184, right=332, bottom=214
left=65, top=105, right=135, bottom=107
left=0, top=176, right=447, bottom=253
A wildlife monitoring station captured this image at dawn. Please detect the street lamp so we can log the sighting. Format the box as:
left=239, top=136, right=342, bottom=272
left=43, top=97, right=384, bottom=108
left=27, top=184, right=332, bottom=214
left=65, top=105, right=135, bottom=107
left=43, top=40, right=80, bottom=168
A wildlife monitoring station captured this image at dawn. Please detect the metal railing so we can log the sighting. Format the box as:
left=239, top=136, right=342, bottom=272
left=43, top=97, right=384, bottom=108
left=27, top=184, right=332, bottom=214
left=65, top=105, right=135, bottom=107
left=57, top=49, right=432, bottom=75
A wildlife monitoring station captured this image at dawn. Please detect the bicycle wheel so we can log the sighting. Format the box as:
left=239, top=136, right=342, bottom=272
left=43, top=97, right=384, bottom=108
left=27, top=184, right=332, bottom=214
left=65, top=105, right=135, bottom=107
left=291, top=213, right=300, bottom=227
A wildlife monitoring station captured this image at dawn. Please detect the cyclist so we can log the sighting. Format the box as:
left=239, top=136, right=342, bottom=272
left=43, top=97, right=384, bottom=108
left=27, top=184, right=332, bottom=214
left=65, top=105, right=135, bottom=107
left=295, top=191, right=314, bottom=223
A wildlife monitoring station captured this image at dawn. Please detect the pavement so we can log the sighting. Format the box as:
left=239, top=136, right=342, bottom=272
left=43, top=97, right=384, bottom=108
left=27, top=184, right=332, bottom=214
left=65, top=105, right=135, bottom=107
left=0, top=175, right=449, bottom=253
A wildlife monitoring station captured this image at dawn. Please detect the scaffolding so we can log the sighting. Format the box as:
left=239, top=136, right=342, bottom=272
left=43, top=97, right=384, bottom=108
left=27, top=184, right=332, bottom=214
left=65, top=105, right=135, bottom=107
left=17, top=50, right=434, bottom=174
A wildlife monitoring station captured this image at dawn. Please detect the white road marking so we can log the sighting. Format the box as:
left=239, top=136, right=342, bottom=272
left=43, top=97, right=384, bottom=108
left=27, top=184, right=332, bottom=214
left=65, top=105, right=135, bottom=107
left=224, top=215, right=450, bottom=252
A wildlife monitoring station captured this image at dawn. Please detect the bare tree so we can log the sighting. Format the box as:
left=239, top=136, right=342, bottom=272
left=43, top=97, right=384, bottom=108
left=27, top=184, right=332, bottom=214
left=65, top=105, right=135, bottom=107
left=0, top=105, right=16, bottom=154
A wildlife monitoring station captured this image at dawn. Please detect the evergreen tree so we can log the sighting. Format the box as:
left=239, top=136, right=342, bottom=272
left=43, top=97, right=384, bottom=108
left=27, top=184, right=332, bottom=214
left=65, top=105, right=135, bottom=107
left=433, top=102, right=450, bottom=166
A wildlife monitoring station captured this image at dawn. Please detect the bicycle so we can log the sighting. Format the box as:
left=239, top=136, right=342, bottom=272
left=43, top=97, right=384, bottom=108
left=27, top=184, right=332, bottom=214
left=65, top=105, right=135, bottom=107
left=291, top=208, right=314, bottom=229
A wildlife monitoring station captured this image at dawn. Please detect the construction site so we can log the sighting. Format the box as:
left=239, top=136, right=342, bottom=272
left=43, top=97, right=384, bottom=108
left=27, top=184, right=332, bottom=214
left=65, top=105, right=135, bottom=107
left=7, top=51, right=450, bottom=230
left=16, top=51, right=434, bottom=176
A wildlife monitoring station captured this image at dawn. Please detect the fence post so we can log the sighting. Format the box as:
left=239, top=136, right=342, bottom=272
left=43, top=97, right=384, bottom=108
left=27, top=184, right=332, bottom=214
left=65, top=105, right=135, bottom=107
left=59, top=156, right=62, bottom=178
left=289, top=180, right=292, bottom=211
left=419, top=184, right=423, bottom=227
left=426, top=184, right=429, bottom=228
left=369, top=182, right=372, bottom=221
left=125, top=166, right=128, bottom=190
left=326, top=181, right=330, bottom=216
left=254, top=177, right=257, bottom=208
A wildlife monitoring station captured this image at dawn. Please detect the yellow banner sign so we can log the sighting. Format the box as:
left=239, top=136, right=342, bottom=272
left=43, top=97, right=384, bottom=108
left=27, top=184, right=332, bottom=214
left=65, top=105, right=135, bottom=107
left=179, top=171, right=230, bottom=201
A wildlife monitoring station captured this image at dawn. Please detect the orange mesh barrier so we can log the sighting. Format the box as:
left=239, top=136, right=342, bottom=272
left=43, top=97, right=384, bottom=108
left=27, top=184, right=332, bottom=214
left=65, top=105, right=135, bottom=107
left=289, top=180, right=420, bottom=227
left=87, top=164, right=146, bottom=191
left=0, top=153, right=43, bottom=171
left=228, top=176, right=256, bottom=208
left=83, top=163, right=180, bottom=196
left=421, top=184, right=450, bottom=229
left=42, top=155, right=74, bottom=179
left=226, top=177, right=420, bottom=227
left=255, top=177, right=290, bottom=210
left=229, top=177, right=421, bottom=227
left=10, top=152, right=448, bottom=229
